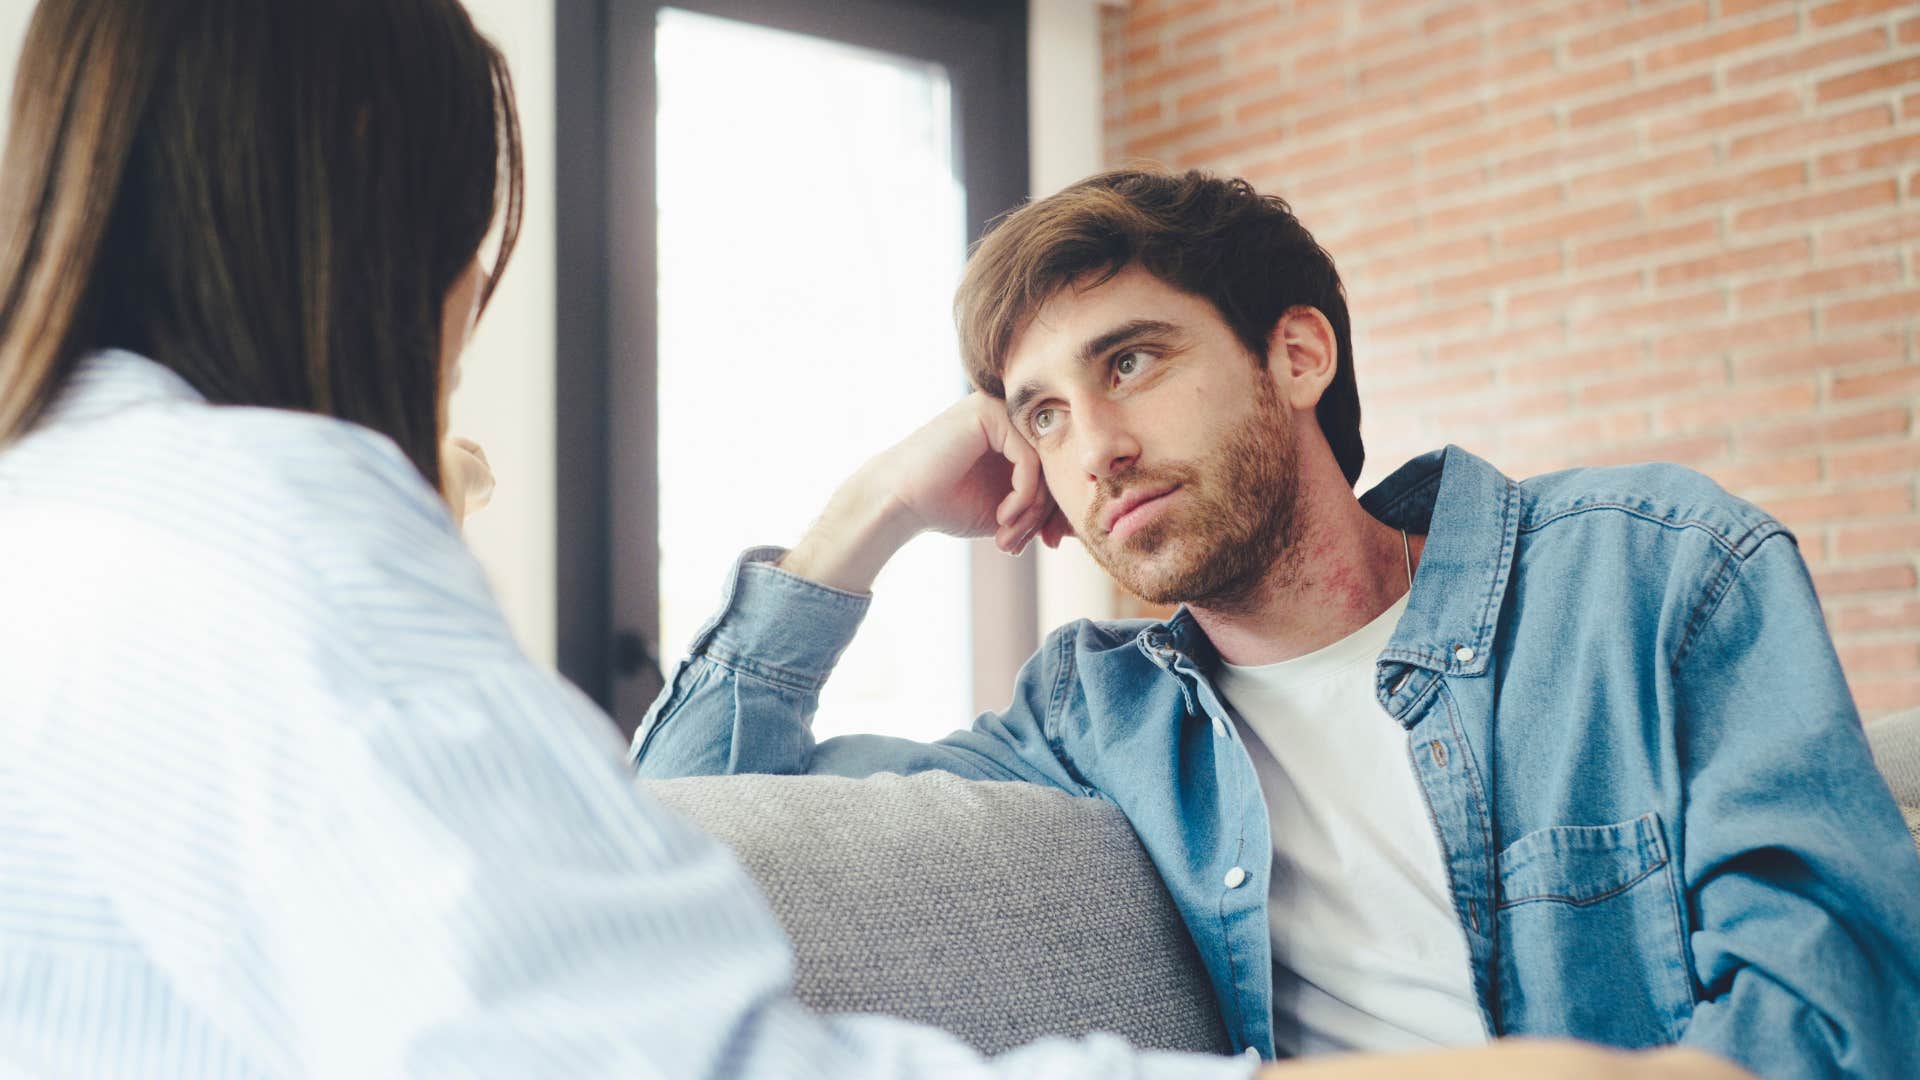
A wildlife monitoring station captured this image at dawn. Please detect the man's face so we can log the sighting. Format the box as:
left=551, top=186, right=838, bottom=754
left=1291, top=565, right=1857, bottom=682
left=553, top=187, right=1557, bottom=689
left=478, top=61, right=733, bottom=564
left=1000, top=266, right=1301, bottom=608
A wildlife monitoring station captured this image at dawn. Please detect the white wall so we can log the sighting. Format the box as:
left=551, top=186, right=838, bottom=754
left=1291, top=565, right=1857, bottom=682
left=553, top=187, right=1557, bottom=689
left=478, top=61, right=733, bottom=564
left=450, top=0, right=559, bottom=666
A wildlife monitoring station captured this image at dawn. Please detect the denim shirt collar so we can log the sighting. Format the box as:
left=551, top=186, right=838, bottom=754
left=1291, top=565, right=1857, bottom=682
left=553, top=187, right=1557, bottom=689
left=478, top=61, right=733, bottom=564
left=1147, top=445, right=1522, bottom=707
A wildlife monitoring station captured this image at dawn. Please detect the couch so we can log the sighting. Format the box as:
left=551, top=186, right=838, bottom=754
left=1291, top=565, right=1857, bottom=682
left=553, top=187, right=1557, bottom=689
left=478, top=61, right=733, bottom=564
left=641, top=708, right=1920, bottom=1056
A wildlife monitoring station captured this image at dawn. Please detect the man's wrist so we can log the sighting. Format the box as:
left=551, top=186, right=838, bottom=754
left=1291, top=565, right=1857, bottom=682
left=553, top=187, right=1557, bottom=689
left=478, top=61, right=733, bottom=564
left=778, top=469, right=921, bottom=593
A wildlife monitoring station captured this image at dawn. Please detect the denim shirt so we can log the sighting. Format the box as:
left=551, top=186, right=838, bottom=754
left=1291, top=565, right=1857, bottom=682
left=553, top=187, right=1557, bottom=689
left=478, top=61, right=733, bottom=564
left=633, top=446, right=1920, bottom=1079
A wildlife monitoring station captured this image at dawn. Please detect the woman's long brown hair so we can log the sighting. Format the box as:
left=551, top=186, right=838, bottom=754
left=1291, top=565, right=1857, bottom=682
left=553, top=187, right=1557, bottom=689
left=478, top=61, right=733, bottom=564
left=0, top=0, right=523, bottom=489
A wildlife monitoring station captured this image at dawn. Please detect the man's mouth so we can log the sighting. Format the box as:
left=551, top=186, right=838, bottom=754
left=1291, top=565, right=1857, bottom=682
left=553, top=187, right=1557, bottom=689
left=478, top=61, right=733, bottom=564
left=1101, top=485, right=1181, bottom=541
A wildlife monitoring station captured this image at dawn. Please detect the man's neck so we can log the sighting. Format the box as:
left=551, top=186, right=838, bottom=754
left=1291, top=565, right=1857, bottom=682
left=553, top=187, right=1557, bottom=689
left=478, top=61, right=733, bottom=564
left=1189, top=490, right=1422, bottom=668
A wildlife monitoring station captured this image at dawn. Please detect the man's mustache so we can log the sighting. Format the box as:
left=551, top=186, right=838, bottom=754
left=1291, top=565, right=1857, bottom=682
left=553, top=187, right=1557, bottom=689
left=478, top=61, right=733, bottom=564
left=1085, top=462, right=1201, bottom=538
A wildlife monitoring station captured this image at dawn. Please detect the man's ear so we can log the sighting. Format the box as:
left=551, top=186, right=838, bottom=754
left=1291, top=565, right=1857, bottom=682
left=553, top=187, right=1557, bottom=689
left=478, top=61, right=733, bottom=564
left=1264, top=306, right=1338, bottom=411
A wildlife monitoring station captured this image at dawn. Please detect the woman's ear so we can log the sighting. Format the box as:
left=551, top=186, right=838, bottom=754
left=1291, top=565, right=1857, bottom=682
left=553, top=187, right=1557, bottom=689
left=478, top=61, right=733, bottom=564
left=1265, top=306, right=1338, bottom=411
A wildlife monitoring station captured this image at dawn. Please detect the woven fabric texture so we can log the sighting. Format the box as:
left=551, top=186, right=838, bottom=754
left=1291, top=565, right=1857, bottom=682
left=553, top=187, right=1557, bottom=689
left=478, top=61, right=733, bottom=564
left=1868, top=708, right=1920, bottom=811
left=644, top=772, right=1232, bottom=1057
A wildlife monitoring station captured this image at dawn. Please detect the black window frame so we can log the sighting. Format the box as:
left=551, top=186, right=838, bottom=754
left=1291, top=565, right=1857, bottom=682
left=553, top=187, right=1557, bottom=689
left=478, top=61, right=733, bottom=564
left=556, top=0, right=1033, bottom=731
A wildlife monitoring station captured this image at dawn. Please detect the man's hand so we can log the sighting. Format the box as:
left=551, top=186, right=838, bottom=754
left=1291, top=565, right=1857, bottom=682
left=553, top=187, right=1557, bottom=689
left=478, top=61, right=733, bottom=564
left=443, top=436, right=495, bottom=525
left=779, top=393, right=1068, bottom=593
left=1255, top=1041, right=1753, bottom=1080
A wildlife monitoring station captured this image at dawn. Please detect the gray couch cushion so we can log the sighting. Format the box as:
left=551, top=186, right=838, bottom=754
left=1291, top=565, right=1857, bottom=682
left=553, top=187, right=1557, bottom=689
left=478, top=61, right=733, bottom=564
left=644, top=772, right=1231, bottom=1057
left=1866, top=708, right=1920, bottom=848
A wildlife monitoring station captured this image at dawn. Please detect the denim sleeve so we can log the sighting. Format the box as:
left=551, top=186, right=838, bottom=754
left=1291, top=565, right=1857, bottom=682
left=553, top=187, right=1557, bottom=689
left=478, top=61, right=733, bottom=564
left=1671, top=531, right=1920, bottom=1079
left=630, top=548, right=1088, bottom=793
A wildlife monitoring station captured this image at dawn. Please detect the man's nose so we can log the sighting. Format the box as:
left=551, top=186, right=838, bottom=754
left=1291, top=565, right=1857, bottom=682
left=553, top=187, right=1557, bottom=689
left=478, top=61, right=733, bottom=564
left=1076, top=399, right=1140, bottom=482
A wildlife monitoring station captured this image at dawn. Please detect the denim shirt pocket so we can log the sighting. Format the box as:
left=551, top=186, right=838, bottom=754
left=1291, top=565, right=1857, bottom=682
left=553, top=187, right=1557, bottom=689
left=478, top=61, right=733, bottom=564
left=1494, top=813, right=1695, bottom=1046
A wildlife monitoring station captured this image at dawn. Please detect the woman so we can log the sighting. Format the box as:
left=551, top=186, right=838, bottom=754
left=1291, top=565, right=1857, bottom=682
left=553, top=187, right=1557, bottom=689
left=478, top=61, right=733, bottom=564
left=0, top=3, right=1748, bottom=1079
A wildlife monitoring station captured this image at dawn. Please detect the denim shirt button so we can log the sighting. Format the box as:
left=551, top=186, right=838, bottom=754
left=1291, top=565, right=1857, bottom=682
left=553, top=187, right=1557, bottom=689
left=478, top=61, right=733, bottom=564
left=1223, top=866, right=1247, bottom=888
left=1212, top=716, right=1228, bottom=737
left=1454, top=645, right=1476, bottom=663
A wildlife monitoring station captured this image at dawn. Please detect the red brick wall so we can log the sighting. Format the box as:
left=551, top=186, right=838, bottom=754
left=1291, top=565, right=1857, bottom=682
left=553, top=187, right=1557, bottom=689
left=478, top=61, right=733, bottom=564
left=1102, top=0, right=1920, bottom=719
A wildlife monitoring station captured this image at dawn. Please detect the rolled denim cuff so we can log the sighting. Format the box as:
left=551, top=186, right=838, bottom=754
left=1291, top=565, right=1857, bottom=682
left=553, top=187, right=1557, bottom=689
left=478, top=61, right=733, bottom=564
left=694, top=546, right=871, bottom=691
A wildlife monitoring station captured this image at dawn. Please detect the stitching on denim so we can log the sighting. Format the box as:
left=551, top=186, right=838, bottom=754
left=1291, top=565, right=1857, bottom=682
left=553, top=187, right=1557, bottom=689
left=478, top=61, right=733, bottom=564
left=1497, top=853, right=1667, bottom=909
left=701, top=642, right=825, bottom=694
left=1518, top=501, right=1777, bottom=559
left=1655, top=816, right=1699, bottom=1029
left=1471, top=480, right=1518, bottom=658
left=1044, top=631, right=1098, bottom=796
left=1671, top=531, right=1791, bottom=672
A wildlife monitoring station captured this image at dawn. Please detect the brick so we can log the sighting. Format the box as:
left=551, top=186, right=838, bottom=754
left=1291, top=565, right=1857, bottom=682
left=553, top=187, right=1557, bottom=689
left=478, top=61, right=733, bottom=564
left=1657, top=309, right=1814, bottom=362
left=1835, top=519, right=1920, bottom=559
left=1491, top=131, right=1622, bottom=184
left=1175, top=124, right=1291, bottom=168
left=1816, top=56, right=1920, bottom=105
left=1649, top=88, right=1804, bottom=144
left=1174, top=65, right=1282, bottom=116
left=1567, top=2, right=1711, bottom=61
left=1354, top=102, right=1486, bottom=159
left=1722, top=0, right=1799, bottom=13
left=1835, top=597, right=1920, bottom=632
left=1367, top=301, right=1496, bottom=345
left=1735, top=257, right=1904, bottom=312
left=1649, top=162, right=1805, bottom=217
left=1644, top=14, right=1801, bottom=74
left=1574, top=289, right=1729, bottom=339
left=1493, top=0, right=1633, bottom=50
left=1579, top=433, right=1730, bottom=468
left=1833, top=362, right=1920, bottom=402
left=1567, top=146, right=1718, bottom=201
left=1357, top=34, right=1486, bottom=92
left=1903, top=15, right=1920, bottom=45
left=1579, top=365, right=1727, bottom=409
left=1574, top=220, right=1719, bottom=269
left=1440, top=323, right=1574, bottom=371
left=1828, top=438, right=1920, bottom=479
left=1366, top=367, right=1500, bottom=409
left=1733, top=179, right=1899, bottom=232
left=1812, top=0, right=1916, bottom=29
left=1729, top=103, right=1893, bottom=161
left=1124, top=0, right=1217, bottom=36
left=1817, top=132, right=1920, bottom=178
left=1503, top=409, right=1652, bottom=455
left=1827, top=287, right=1920, bottom=329
left=1838, top=640, right=1920, bottom=675
left=1735, top=328, right=1906, bottom=379
left=1657, top=381, right=1819, bottom=433
left=1568, top=75, right=1716, bottom=130
left=1855, top=677, right=1920, bottom=717
left=1708, top=454, right=1825, bottom=493
left=1739, top=406, right=1911, bottom=454
left=1121, top=54, right=1225, bottom=97
left=1436, top=245, right=1566, bottom=292
left=1500, top=341, right=1637, bottom=383
left=1172, top=6, right=1283, bottom=52
left=1425, top=112, right=1557, bottom=169
left=1656, top=238, right=1812, bottom=289
left=1507, top=269, right=1645, bottom=325
left=1236, top=75, right=1344, bottom=126
left=1500, top=200, right=1640, bottom=249
left=1728, top=28, right=1889, bottom=88
left=1122, top=113, right=1226, bottom=157
left=1492, top=60, right=1636, bottom=116
left=1770, top=485, right=1915, bottom=527
left=1428, top=182, right=1562, bottom=235
left=1818, top=208, right=1920, bottom=257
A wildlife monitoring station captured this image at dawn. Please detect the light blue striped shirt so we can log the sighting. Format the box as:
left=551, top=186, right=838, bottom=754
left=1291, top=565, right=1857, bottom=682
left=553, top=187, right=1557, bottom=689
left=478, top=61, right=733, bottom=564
left=0, top=351, right=1249, bottom=1080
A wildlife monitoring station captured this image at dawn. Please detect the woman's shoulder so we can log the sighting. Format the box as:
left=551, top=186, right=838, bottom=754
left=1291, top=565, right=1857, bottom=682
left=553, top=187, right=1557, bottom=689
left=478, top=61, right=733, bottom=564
left=0, top=354, right=513, bottom=677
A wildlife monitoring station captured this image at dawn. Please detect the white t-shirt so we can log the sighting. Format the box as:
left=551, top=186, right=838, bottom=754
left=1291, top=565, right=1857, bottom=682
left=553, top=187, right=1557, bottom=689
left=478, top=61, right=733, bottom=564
left=1211, top=593, right=1489, bottom=1057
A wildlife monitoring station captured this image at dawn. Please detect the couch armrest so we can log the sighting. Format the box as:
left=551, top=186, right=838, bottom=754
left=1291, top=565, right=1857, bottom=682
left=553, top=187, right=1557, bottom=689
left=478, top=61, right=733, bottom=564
left=642, top=772, right=1231, bottom=1056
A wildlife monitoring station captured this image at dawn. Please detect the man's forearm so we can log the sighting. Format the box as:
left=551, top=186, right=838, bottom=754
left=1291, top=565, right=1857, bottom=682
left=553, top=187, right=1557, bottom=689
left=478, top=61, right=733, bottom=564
left=778, top=468, right=922, bottom=593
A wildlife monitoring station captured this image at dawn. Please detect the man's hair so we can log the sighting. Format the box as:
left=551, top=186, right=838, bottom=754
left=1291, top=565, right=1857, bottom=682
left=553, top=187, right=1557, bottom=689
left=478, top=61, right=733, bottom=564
left=955, top=169, right=1364, bottom=487
left=0, top=0, right=524, bottom=491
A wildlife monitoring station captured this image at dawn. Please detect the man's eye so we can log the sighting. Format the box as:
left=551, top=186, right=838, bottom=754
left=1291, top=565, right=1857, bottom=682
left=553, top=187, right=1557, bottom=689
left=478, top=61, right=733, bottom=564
left=1031, top=407, right=1057, bottom=434
left=1115, top=350, right=1151, bottom=378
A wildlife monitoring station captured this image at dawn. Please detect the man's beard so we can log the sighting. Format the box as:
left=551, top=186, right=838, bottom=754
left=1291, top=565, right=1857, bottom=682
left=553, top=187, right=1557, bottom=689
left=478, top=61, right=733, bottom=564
left=1081, top=378, right=1300, bottom=611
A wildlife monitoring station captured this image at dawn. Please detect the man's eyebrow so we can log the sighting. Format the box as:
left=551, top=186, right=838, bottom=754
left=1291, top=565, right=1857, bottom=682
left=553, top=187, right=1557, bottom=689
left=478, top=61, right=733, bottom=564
left=1005, top=319, right=1182, bottom=421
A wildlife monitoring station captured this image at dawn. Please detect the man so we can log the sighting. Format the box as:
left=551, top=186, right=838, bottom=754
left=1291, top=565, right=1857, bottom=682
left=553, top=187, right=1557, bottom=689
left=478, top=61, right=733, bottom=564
left=633, top=170, right=1920, bottom=1078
